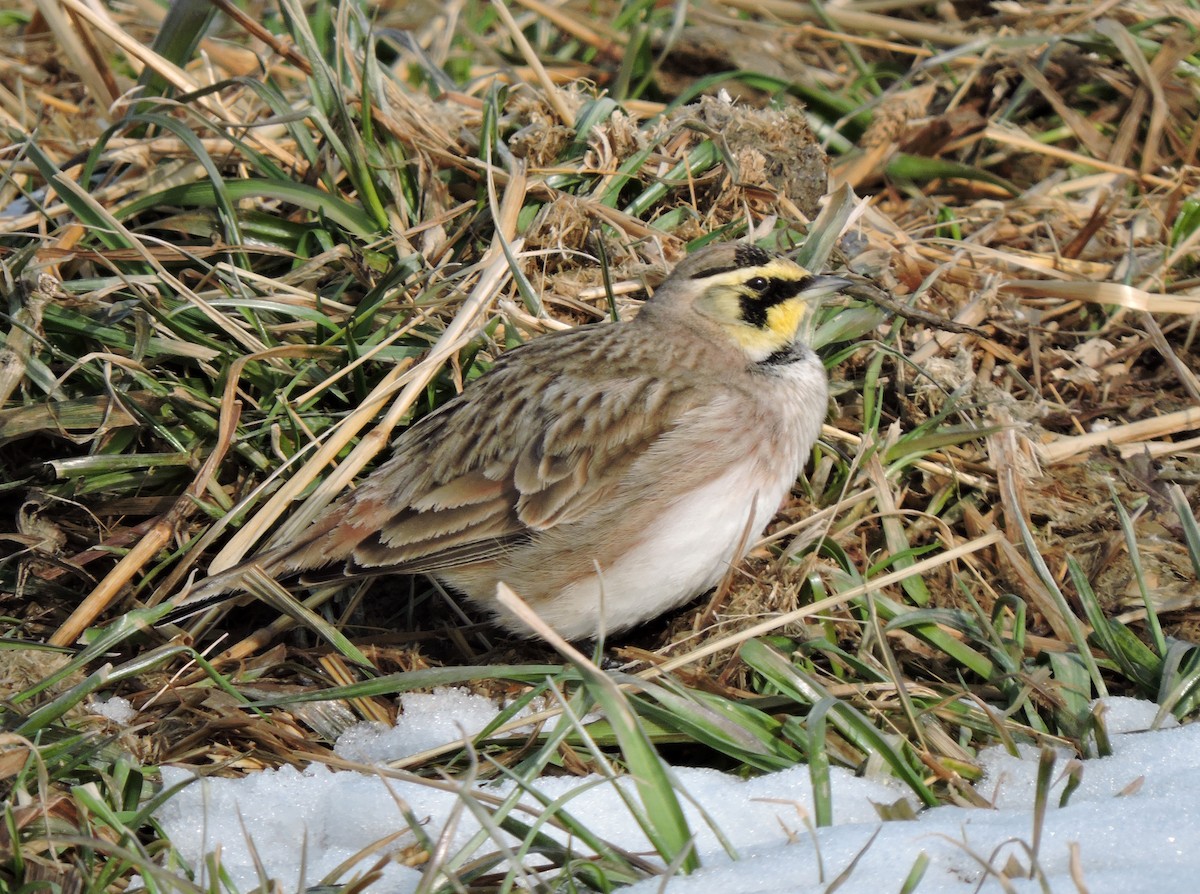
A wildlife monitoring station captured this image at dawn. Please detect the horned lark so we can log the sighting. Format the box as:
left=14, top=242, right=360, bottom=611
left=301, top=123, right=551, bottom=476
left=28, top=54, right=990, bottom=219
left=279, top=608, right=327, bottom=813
left=179, top=242, right=849, bottom=640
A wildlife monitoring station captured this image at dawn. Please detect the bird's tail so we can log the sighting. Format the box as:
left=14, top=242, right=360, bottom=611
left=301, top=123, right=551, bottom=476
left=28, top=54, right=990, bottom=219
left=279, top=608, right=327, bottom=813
left=165, top=505, right=355, bottom=623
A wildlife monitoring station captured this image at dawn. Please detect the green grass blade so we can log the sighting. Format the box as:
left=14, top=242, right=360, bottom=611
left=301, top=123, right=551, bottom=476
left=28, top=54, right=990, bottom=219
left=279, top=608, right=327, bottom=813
left=115, top=179, right=378, bottom=238
left=741, top=640, right=938, bottom=806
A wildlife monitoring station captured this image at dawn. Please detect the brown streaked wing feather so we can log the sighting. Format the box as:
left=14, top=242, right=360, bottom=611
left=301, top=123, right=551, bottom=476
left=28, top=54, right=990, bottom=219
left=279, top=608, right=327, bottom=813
left=511, top=375, right=683, bottom=528
left=316, top=323, right=709, bottom=576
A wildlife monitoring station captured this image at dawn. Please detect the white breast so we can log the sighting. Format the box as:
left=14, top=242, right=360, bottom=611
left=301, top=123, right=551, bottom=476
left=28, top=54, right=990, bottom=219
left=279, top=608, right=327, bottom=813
left=531, top=459, right=793, bottom=640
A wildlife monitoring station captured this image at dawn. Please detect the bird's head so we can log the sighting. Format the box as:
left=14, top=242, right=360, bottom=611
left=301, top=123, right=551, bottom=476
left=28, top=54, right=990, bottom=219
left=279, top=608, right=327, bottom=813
left=650, top=242, right=850, bottom=364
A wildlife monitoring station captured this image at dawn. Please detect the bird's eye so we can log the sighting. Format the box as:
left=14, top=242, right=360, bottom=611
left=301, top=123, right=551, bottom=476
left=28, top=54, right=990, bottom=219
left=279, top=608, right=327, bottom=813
left=745, top=276, right=769, bottom=293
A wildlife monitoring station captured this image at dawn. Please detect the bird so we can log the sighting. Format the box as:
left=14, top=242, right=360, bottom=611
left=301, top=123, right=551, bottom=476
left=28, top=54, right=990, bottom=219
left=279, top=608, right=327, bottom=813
left=176, top=242, right=849, bottom=641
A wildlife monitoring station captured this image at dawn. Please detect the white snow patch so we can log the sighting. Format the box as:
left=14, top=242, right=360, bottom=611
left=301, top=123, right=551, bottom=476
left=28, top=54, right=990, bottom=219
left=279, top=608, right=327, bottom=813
left=154, top=694, right=1200, bottom=894
left=335, top=686, right=541, bottom=763
left=90, top=695, right=137, bottom=725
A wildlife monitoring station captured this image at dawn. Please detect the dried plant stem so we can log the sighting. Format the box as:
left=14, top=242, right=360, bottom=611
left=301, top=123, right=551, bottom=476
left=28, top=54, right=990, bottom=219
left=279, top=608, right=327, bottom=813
left=488, top=0, right=574, bottom=123
left=1039, top=407, right=1200, bottom=464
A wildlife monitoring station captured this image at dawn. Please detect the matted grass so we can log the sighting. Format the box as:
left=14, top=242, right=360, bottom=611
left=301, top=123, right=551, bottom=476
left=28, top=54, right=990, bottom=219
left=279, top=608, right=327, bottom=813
left=2, top=0, right=1200, bottom=890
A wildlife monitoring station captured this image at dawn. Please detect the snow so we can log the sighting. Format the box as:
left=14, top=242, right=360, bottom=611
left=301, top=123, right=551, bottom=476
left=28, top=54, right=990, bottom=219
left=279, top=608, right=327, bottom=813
left=154, top=692, right=1200, bottom=893
left=333, top=687, right=544, bottom=762
left=89, top=695, right=137, bottom=725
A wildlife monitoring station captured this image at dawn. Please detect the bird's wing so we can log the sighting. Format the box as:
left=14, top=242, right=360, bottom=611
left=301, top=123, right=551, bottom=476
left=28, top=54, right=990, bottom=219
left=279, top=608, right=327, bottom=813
left=280, top=326, right=716, bottom=577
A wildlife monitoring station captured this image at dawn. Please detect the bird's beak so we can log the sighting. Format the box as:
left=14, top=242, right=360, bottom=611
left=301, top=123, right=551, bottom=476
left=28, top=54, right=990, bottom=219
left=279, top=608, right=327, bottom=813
left=799, top=275, right=854, bottom=299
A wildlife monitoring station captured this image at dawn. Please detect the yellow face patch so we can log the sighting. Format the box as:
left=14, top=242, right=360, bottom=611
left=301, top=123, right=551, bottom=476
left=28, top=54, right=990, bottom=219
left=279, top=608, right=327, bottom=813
left=694, top=258, right=815, bottom=362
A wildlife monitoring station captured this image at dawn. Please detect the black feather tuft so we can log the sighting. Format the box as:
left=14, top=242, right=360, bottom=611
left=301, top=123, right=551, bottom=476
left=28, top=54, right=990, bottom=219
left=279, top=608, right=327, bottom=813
left=733, top=244, right=771, bottom=269
left=686, top=244, right=775, bottom=280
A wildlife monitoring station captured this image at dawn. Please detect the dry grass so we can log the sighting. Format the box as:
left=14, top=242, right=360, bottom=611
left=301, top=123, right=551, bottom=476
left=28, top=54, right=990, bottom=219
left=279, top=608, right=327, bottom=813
left=2, top=0, right=1200, bottom=889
